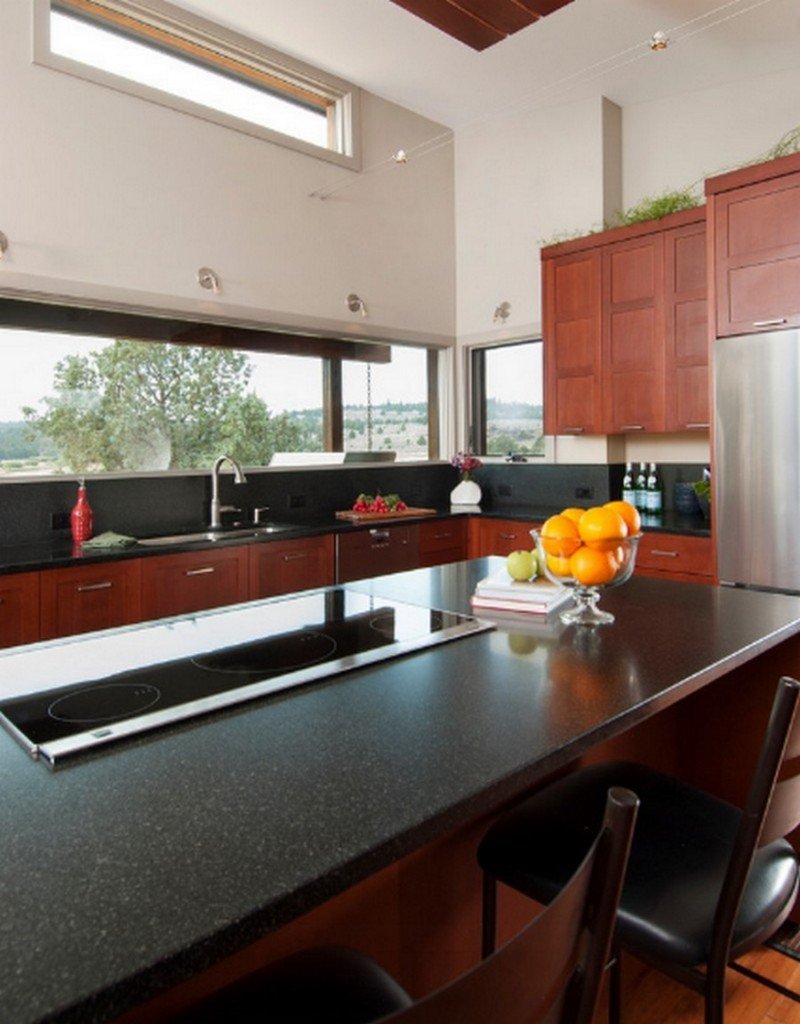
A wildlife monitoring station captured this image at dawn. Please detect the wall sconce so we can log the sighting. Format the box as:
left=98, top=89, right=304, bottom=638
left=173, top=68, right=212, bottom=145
left=347, top=293, right=368, bottom=317
left=649, top=30, right=669, bottom=51
left=0, top=231, right=8, bottom=260
left=197, top=266, right=221, bottom=294
left=493, top=301, right=511, bottom=324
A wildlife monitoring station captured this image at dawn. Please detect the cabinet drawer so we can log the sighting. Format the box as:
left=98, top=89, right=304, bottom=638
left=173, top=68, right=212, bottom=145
left=0, top=572, right=41, bottom=650
left=140, top=546, right=248, bottom=620
left=472, top=518, right=536, bottom=558
left=249, top=535, right=334, bottom=599
left=336, top=525, right=419, bottom=583
left=418, top=518, right=467, bottom=566
left=41, top=561, right=141, bottom=640
left=636, top=533, right=713, bottom=581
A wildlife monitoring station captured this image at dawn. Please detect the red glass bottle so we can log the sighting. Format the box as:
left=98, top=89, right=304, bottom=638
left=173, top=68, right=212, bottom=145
left=70, top=483, right=93, bottom=544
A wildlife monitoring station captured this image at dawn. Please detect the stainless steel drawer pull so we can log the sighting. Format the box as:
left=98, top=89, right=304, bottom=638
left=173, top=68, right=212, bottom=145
left=185, top=567, right=215, bottom=576
left=499, top=532, right=517, bottom=540
left=563, top=427, right=584, bottom=434
left=282, top=553, right=308, bottom=562
left=686, top=423, right=709, bottom=430
left=369, top=529, right=390, bottom=542
left=651, top=550, right=679, bottom=558
left=620, top=425, right=645, bottom=431
left=753, top=318, right=787, bottom=327
left=76, top=581, right=113, bottom=592
left=433, top=532, right=452, bottom=540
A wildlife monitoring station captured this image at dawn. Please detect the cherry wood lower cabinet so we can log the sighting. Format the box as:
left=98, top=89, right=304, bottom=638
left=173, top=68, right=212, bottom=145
left=418, top=518, right=468, bottom=567
left=0, top=572, right=41, bottom=649
left=336, top=525, right=420, bottom=583
left=139, top=546, right=249, bottom=620
left=40, top=560, right=142, bottom=640
left=249, top=534, right=335, bottom=599
left=635, top=532, right=713, bottom=584
left=469, top=517, right=538, bottom=558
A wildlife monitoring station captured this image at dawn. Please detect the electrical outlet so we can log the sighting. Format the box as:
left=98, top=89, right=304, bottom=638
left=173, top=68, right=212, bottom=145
left=498, top=484, right=513, bottom=497
left=287, top=494, right=306, bottom=509
left=51, top=511, right=70, bottom=530
left=575, top=486, right=594, bottom=499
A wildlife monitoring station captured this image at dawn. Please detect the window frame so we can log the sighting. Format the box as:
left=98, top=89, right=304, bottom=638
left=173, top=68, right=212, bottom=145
left=33, top=0, right=362, bottom=169
left=467, top=337, right=552, bottom=462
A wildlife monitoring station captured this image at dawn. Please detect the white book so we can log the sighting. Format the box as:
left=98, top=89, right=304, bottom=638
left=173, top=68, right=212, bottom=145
left=470, top=590, right=572, bottom=616
left=474, top=571, right=567, bottom=605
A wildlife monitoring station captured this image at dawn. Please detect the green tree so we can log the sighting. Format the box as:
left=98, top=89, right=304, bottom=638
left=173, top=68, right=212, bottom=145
left=23, top=340, right=307, bottom=472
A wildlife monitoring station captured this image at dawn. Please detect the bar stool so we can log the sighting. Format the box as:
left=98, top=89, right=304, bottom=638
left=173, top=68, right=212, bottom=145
left=172, top=787, right=638, bottom=1024
left=478, top=675, right=800, bottom=1024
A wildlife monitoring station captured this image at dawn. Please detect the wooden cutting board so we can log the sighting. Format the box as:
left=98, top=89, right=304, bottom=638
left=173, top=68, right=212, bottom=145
left=335, top=507, right=438, bottom=522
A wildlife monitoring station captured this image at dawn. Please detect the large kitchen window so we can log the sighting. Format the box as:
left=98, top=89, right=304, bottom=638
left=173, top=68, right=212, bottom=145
left=35, top=0, right=359, bottom=166
left=0, top=323, right=436, bottom=477
left=470, top=339, right=544, bottom=457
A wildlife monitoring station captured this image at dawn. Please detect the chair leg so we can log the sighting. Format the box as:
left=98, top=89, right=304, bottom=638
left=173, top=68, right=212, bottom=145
left=608, top=942, right=622, bottom=1024
left=481, top=872, right=497, bottom=959
left=704, top=965, right=726, bottom=1024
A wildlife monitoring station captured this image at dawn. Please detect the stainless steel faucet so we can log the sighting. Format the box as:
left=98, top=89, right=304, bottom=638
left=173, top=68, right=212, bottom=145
left=209, top=454, right=247, bottom=529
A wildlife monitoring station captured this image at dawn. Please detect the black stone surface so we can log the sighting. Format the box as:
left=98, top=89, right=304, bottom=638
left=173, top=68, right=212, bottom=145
left=1, top=560, right=799, bottom=1023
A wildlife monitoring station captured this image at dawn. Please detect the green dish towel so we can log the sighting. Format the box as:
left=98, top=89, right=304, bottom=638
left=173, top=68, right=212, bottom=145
left=80, top=531, right=137, bottom=550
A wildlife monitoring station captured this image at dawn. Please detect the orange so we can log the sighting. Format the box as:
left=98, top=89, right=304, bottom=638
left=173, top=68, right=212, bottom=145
left=578, top=506, right=628, bottom=551
left=604, top=500, right=641, bottom=536
left=546, top=552, right=573, bottom=577
left=540, top=514, right=581, bottom=557
left=560, top=507, right=585, bottom=525
left=569, top=545, right=618, bottom=586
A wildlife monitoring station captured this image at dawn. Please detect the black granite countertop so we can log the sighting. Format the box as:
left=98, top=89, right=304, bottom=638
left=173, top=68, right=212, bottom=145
left=0, top=507, right=710, bottom=576
left=0, top=559, right=797, bottom=1024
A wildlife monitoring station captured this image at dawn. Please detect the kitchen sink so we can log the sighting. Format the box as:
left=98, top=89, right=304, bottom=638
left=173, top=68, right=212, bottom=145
left=137, top=525, right=296, bottom=547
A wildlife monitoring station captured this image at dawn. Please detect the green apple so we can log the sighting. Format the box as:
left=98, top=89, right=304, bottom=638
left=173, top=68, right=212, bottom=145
left=506, top=549, right=538, bottom=581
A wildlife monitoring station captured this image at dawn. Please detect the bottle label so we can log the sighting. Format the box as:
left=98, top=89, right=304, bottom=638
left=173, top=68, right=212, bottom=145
left=622, top=487, right=637, bottom=505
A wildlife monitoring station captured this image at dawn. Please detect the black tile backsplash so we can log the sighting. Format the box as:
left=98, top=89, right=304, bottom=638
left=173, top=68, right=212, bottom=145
left=0, top=461, right=710, bottom=548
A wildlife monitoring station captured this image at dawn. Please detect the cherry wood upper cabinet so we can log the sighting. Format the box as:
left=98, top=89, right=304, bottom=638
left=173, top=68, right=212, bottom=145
left=542, top=207, right=707, bottom=435
left=0, top=572, right=41, bottom=650
left=40, top=560, right=141, bottom=640
left=249, top=534, right=334, bottom=599
left=542, top=250, right=603, bottom=435
left=139, top=546, right=248, bottom=621
left=707, top=152, right=800, bottom=336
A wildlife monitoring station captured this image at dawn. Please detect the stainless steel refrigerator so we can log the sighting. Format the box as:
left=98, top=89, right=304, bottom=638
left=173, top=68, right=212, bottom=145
left=714, top=329, right=800, bottom=594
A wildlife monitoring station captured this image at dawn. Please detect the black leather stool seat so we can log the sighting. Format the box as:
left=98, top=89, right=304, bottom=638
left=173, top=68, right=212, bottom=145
left=171, top=946, right=412, bottom=1024
left=478, top=761, right=799, bottom=967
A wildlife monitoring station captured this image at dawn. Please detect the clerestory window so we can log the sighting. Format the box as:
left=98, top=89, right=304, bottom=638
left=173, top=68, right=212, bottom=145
left=34, top=0, right=360, bottom=167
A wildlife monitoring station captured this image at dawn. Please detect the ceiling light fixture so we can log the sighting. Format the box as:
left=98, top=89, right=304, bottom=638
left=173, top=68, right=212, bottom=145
left=493, top=301, right=511, bottom=324
left=347, top=293, right=368, bottom=317
left=197, top=267, right=221, bottom=294
left=649, top=30, right=669, bottom=50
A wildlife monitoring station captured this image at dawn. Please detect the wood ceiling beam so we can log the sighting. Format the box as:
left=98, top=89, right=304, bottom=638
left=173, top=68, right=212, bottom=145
left=388, top=0, right=573, bottom=51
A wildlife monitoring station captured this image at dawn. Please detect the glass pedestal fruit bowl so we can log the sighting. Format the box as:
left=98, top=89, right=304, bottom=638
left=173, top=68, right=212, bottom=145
left=531, top=527, right=640, bottom=626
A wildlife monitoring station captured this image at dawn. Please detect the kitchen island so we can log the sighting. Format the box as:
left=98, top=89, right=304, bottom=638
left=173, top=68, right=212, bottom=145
left=2, top=558, right=800, bottom=1024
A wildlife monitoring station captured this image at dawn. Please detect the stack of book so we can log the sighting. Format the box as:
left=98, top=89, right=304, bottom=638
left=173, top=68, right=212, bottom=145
left=470, top=570, right=571, bottom=616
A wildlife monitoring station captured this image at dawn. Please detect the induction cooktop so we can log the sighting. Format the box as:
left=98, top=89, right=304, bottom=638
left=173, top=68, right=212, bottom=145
left=0, top=587, right=491, bottom=767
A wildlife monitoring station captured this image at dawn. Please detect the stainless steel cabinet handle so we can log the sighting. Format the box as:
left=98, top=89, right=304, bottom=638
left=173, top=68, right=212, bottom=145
left=498, top=532, right=517, bottom=540
left=685, top=422, right=709, bottom=430
left=185, top=566, right=215, bottom=576
left=753, top=318, right=787, bottom=327
left=620, top=425, right=645, bottom=431
left=282, top=552, right=308, bottom=562
left=432, top=532, right=452, bottom=540
left=76, top=581, right=113, bottom=592
left=651, top=550, right=679, bottom=558
left=369, top=529, right=390, bottom=542
left=562, top=426, right=584, bottom=434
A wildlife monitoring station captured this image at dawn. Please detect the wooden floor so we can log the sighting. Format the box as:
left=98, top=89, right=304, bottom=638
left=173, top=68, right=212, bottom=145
left=604, top=949, right=800, bottom=1024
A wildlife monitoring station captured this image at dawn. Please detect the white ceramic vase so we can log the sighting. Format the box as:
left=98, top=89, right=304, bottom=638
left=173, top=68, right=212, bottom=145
left=450, top=477, right=482, bottom=506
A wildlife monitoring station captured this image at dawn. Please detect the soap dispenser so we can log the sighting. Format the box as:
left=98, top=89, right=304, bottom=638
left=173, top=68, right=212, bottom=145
left=70, top=479, right=94, bottom=543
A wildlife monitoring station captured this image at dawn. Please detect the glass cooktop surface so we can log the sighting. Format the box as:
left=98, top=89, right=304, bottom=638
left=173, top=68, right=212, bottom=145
left=0, top=587, right=491, bottom=767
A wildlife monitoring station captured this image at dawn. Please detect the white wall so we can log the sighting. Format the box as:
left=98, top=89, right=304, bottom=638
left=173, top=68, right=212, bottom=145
left=0, top=0, right=456, bottom=346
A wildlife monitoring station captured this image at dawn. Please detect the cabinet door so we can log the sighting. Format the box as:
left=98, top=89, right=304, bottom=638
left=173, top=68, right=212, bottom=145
left=713, top=171, right=800, bottom=336
left=543, top=251, right=602, bottom=435
left=336, top=525, right=420, bottom=583
left=471, top=518, right=536, bottom=558
left=0, top=572, right=40, bottom=650
left=418, top=518, right=468, bottom=567
left=635, top=533, right=714, bottom=583
left=602, top=235, right=666, bottom=433
left=249, top=535, right=334, bottom=599
left=139, top=546, right=248, bottom=621
left=40, top=561, right=141, bottom=640
left=664, top=221, right=709, bottom=432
